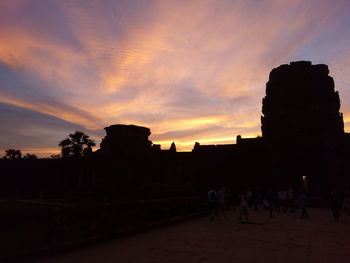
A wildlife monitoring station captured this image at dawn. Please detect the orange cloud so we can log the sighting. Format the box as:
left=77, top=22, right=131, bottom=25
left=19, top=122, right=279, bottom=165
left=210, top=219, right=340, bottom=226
left=0, top=0, right=349, bottom=155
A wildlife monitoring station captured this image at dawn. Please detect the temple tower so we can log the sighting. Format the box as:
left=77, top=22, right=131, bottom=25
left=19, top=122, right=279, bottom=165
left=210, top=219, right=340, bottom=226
left=100, top=124, right=153, bottom=157
left=261, top=61, right=344, bottom=194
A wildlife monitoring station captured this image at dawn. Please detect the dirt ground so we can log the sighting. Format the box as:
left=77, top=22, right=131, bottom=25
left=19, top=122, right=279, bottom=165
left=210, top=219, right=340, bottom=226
left=34, top=208, right=350, bottom=263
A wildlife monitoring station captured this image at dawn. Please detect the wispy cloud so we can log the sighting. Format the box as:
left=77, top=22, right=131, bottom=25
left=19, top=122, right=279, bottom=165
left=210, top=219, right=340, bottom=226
left=0, top=0, right=349, bottom=155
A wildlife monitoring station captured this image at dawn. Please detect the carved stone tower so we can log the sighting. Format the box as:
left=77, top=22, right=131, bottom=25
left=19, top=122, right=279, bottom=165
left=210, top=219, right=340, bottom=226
left=261, top=61, right=344, bottom=194
left=262, top=61, right=344, bottom=147
left=100, top=124, right=152, bottom=157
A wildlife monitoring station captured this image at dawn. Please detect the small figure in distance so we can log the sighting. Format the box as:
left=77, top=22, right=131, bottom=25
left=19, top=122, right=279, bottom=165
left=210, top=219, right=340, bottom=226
left=277, top=190, right=283, bottom=212
left=225, top=188, right=234, bottom=211
left=254, top=189, right=263, bottom=212
left=287, top=188, right=295, bottom=212
left=246, top=187, right=253, bottom=207
left=208, top=188, right=218, bottom=220
left=262, top=198, right=269, bottom=209
left=298, top=191, right=308, bottom=219
left=266, top=189, right=275, bottom=218
left=343, top=193, right=350, bottom=216
left=281, top=189, right=288, bottom=213
left=330, top=190, right=343, bottom=222
left=238, top=191, right=248, bottom=221
left=217, top=187, right=228, bottom=220
left=47, top=206, right=63, bottom=248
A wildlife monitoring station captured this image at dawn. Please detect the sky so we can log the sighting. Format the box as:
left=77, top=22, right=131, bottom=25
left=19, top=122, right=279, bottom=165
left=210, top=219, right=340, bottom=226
left=1, top=0, right=350, bottom=157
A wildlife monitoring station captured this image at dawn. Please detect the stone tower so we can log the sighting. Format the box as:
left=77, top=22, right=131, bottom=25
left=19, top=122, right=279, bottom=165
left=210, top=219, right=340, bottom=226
left=261, top=61, right=344, bottom=193
left=262, top=61, right=344, bottom=149
left=100, top=124, right=153, bottom=157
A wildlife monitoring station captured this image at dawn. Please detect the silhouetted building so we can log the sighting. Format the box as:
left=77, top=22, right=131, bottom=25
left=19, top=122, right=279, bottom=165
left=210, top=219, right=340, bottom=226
left=1, top=61, right=349, bottom=201
left=262, top=61, right=345, bottom=195
left=100, top=124, right=154, bottom=157
left=170, top=142, right=177, bottom=152
left=262, top=61, right=344, bottom=146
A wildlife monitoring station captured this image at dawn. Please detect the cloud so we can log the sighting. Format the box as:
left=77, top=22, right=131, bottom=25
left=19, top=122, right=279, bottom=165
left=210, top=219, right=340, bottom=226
left=0, top=102, right=104, bottom=157
left=0, top=63, right=105, bottom=129
left=0, top=0, right=349, bottom=153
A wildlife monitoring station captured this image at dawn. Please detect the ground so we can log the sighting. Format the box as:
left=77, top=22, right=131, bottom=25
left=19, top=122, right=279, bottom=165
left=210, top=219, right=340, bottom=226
left=33, top=208, right=350, bottom=263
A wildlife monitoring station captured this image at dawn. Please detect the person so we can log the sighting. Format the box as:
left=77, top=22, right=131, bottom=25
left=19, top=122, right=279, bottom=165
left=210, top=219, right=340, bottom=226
left=238, top=191, right=248, bottom=220
left=208, top=188, right=218, bottom=220
left=217, top=187, right=228, bottom=220
left=266, top=189, right=275, bottom=218
left=254, top=190, right=263, bottom=211
left=247, top=187, right=253, bottom=207
left=343, top=194, right=350, bottom=215
left=298, top=192, right=308, bottom=219
left=277, top=190, right=283, bottom=212
left=252, top=189, right=259, bottom=211
left=287, top=188, right=295, bottom=212
left=262, top=198, right=269, bottom=209
left=225, top=188, right=234, bottom=211
left=281, top=190, right=288, bottom=213
left=330, top=190, right=343, bottom=222
left=47, top=206, right=63, bottom=248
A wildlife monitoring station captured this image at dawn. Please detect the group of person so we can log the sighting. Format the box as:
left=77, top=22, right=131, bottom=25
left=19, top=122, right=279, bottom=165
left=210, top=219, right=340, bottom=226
left=208, top=187, right=230, bottom=220
left=207, top=187, right=350, bottom=222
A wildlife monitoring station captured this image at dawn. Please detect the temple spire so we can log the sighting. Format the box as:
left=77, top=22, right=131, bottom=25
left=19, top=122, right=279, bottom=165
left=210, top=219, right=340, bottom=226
left=170, top=141, right=176, bottom=152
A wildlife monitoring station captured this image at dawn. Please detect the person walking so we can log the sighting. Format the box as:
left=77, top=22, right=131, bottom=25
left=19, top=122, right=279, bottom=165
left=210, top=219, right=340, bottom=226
left=225, top=188, right=234, bottom=211
left=208, top=188, right=218, bottom=220
left=330, top=190, right=343, bottom=222
left=217, top=187, right=228, bottom=220
left=298, top=192, right=308, bottom=219
left=277, top=190, right=283, bottom=212
left=238, top=191, right=248, bottom=221
left=343, top=194, right=350, bottom=216
left=287, top=188, right=295, bottom=212
left=47, top=206, right=63, bottom=248
left=267, top=189, right=275, bottom=218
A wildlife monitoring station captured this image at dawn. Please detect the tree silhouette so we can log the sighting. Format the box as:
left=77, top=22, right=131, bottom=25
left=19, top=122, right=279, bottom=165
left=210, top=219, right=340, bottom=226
left=50, top=154, right=61, bottom=159
left=23, top=153, right=38, bottom=160
left=59, top=131, right=95, bottom=158
left=3, top=149, right=22, bottom=160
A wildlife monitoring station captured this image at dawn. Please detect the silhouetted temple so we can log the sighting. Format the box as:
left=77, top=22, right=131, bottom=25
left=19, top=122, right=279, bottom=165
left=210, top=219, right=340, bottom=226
left=262, top=61, right=344, bottom=142
left=99, top=124, right=154, bottom=156
left=262, top=61, right=346, bottom=195
left=1, top=61, right=349, bottom=201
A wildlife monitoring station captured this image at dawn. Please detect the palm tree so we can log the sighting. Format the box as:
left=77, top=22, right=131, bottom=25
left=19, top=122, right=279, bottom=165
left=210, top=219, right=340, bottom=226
left=59, top=131, right=96, bottom=158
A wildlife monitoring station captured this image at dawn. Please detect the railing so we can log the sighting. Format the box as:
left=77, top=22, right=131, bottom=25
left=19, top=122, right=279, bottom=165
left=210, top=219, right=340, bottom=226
left=0, top=196, right=208, bottom=258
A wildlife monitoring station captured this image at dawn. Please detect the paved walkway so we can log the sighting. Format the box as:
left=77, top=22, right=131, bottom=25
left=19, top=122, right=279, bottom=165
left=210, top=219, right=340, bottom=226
left=35, top=208, right=350, bottom=263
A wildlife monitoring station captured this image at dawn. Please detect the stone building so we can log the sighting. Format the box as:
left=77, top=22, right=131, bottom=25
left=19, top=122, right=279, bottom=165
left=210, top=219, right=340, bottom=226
left=99, top=124, right=154, bottom=157
left=90, top=61, right=348, bottom=197
left=261, top=61, right=345, bottom=195
left=2, top=61, right=349, bottom=200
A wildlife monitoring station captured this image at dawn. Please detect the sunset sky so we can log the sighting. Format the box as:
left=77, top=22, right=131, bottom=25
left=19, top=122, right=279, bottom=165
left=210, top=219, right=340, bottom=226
left=1, top=0, right=350, bottom=157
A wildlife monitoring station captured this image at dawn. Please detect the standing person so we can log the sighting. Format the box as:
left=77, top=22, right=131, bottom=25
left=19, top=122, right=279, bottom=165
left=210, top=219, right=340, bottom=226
left=252, top=189, right=259, bottom=211
left=47, top=206, right=63, bottom=248
left=255, top=190, right=263, bottom=212
left=277, top=190, right=283, bottom=212
left=208, top=188, right=218, bottom=220
left=217, top=188, right=228, bottom=220
left=287, top=188, right=295, bottom=212
left=281, top=190, right=288, bottom=213
left=238, top=191, right=248, bottom=221
left=225, top=188, right=233, bottom=211
left=298, top=191, right=308, bottom=219
left=267, top=189, right=275, bottom=218
left=247, top=187, right=253, bottom=207
left=343, top=194, right=350, bottom=216
left=330, top=190, right=343, bottom=222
